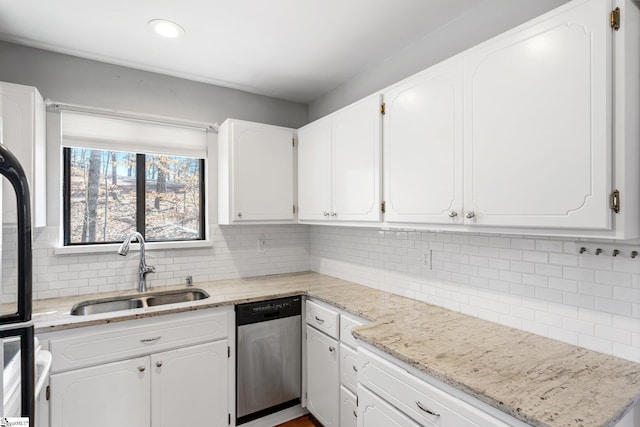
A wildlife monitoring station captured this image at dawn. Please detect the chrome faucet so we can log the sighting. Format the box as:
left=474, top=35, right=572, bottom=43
left=118, top=231, right=156, bottom=292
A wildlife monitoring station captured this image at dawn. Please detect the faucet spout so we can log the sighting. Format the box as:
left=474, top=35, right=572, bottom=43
left=118, top=231, right=155, bottom=292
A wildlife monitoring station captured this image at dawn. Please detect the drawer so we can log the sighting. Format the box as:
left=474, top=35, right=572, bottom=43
left=340, top=343, right=358, bottom=393
left=340, top=385, right=357, bottom=427
left=358, top=385, right=420, bottom=427
left=359, top=348, right=510, bottom=427
left=48, top=308, right=229, bottom=372
left=340, top=314, right=365, bottom=349
left=306, top=300, right=339, bottom=339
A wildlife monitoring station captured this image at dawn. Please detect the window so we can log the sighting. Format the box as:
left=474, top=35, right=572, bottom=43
left=60, top=111, right=209, bottom=246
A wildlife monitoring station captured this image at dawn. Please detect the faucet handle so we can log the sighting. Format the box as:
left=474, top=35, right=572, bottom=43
left=142, top=265, right=156, bottom=274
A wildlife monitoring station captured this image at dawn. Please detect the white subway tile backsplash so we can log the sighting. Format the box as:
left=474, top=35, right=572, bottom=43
left=309, top=226, right=640, bottom=363
left=595, top=298, right=632, bottom=316
left=578, top=334, right=613, bottom=355
left=2, top=224, right=309, bottom=302
left=535, top=240, right=564, bottom=253
left=5, top=222, right=639, bottom=363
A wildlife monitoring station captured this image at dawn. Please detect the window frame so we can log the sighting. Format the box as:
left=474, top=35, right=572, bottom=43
left=62, top=147, right=206, bottom=246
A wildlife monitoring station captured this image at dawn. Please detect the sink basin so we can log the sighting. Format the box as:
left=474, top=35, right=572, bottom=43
left=70, top=288, right=210, bottom=316
left=146, top=289, right=209, bottom=306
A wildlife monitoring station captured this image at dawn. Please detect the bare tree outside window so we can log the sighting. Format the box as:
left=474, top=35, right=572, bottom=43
left=65, top=148, right=203, bottom=245
left=145, top=154, right=202, bottom=241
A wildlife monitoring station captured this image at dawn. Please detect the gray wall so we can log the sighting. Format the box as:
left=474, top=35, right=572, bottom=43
left=0, top=41, right=309, bottom=228
left=309, top=0, right=571, bottom=120
left=0, top=41, right=308, bottom=128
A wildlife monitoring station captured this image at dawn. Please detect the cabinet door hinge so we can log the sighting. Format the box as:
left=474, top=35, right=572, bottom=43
left=292, top=137, right=295, bottom=147
left=46, top=385, right=50, bottom=401
left=293, top=204, right=296, bottom=214
left=381, top=201, right=386, bottom=213
left=228, top=413, right=231, bottom=425
left=610, top=189, right=620, bottom=213
left=227, top=346, right=231, bottom=358
left=611, top=7, right=620, bottom=30
left=380, top=103, right=386, bottom=115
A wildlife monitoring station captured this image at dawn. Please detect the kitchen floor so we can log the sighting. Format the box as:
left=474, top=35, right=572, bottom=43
left=276, top=414, right=323, bottom=427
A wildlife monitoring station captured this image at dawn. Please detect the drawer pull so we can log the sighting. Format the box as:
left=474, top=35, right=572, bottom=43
left=329, top=346, right=336, bottom=352
left=416, top=401, right=440, bottom=417
left=314, top=316, right=325, bottom=324
left=352, top=365, right=358, bottom=373
left=140, top=336, right=162, bottom=344
left=138, top=366, right=146, bottom=372
left=353, top=409, right=357, bottom=418
left=156, top=361, right=163, bottom=368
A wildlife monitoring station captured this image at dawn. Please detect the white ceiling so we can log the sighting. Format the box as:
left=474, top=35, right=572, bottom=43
left=0, top=0, right=484, bottom=103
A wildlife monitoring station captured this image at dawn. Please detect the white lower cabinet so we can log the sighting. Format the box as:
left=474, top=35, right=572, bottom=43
left=306, top=324, right=339, bottom=426
left=358, top=347, right=514, bottom=427
left=357, top=386, right=419, bottom=427
left=43, top=308, right=232, bottom=427
left=340, top=385, right=358, bottom=427
left=50, top=356, right=151, bottom=427
left=150, top=341, right=228, bottom=427
left=339, top=342, right=358, bottom=393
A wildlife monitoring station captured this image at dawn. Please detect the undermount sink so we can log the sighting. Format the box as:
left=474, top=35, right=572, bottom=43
left=146, top=289, right=209, bottom=306
left=70, top=289, right=210, bottom=316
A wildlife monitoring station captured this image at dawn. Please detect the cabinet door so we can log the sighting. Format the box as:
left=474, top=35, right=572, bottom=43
left=151, top=340, right=228, bottom=427
left=340, top=343, right=358, bottom=393
left=384, top=59, right=463, bottom=224
left=298, top=117, right=332, bottom=221
left=340, top=385, right=358, bottom=427
left=50, top=356, right=150, bottom=427
left=357, top=386, right=420, bottom=427
left=332, top=94, right=382, bottom=222
left=232, top=120, right=295, bottom=221
left=463, top=0, right=611, bottom=229
left=306, top=325, right=339, bottom=426
left=1, top=82, right=47, bottom=228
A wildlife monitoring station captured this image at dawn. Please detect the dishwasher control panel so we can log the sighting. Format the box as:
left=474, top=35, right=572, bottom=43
left=236, top=296, right=301, bottom=325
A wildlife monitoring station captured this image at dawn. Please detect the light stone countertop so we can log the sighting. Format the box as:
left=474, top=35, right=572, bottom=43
left=31, top=271, right=640, bottom=427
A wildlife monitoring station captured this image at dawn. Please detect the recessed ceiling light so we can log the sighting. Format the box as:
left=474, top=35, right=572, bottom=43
left=148, top=19, right=185, bottom=38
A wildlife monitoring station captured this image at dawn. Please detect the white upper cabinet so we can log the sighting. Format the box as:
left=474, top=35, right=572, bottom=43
left=383, top=58, right=463, bottom=224
left=463, top=0, right=611, bottom=229
left=332, top=95, right=382, bottom=222
left=297, top=0, right=638, bottom=237
left=298, top=116, right=332, bottom=221
left=1, top=81, right=47, bottom=228
left=218, top=119, right=295, bottom=224
left=298, top=94, right=382, bottom=223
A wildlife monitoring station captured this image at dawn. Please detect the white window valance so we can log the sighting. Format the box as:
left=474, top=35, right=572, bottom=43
left=61, top=111, right=209, bottom=158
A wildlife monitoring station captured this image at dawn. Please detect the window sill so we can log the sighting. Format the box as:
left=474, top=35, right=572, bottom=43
left=54, top=239, right=214, bottom=255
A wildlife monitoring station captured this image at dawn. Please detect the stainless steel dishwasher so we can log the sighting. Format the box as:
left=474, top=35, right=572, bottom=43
left=236, top=296, right=301, bottom=425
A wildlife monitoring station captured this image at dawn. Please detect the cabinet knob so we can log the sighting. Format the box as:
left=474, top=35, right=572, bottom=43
left=330, top=212, right=337, bottom=217
left=328, top=346, right=336, bottom=352
left=323, top=211, right=329, bottom=217
left=138, top=366, right=146, bottom=372
left=156, top=361, right=163, bottom=368
left=448, top=210, right=458, bottom=218
left=237, top=212, right=243, bottom=218
left=465, top=211, right=475, bottom=219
